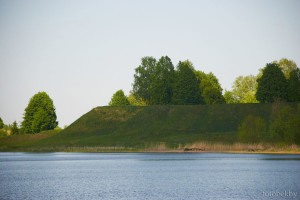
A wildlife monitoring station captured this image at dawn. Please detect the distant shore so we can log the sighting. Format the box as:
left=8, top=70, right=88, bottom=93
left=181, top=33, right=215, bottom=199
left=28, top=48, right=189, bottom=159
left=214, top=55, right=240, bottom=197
left=2, top=144, right=299, bottom=154
left=1, top=128, right=299, bottom=154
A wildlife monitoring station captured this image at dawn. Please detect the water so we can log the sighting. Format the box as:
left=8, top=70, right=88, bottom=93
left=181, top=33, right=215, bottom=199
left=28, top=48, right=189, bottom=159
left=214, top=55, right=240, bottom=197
left=0, top=153, right=299, bottom=200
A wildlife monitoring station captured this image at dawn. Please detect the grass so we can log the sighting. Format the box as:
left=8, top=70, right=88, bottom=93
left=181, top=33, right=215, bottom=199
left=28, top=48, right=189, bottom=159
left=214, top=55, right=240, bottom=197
left=0, top=103, right=299, bottom=153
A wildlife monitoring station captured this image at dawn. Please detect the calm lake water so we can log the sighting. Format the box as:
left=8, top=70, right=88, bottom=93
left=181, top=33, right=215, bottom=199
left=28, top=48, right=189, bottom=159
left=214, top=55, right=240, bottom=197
left=0, top=153, right=299, bottom=200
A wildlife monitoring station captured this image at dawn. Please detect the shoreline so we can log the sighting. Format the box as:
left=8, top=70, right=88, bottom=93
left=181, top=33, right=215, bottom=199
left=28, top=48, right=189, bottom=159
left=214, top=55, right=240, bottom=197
left=2, top=149, right=300, bottom=154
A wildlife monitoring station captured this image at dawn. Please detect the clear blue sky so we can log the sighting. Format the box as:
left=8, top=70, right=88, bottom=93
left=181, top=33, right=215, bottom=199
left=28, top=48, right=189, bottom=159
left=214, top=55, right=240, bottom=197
left=1, top=0, right=300, bottom=127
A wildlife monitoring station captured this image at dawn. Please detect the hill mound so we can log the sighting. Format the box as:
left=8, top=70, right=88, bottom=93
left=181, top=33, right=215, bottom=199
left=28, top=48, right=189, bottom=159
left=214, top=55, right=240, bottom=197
left=40, top=103, right=296, bottom=148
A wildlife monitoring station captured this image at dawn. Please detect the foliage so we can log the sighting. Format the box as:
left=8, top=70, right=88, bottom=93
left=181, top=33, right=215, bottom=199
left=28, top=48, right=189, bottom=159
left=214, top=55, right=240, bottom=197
left=270, top=105, right=300, bottom=144
left=224, top=90, right=237, bottom=104
left=256, top=63, right=287, bottom=103
left=195, top=71, right=225, bottom=104
left=31, top=108, right=52, bottom=133
left=0, top=129, right=7, bottom=136
left=172, top=61, right=202, bottom=105
left=150, top=56, right=175, bottom=105
left=0, top=117, right=3, bottom=129
left=109, top=90, right=130, bottom=106
left=238, top=115, right=267, bottom=143
left=231, top=75, right=258, bottom=103
left=11, top=121, right=19, bottom=135
left=202, top=86, right=225, bottom=104
left=273, top=58, right=297, bottom=79
left=21, top=92, right=58, bottom=134
left=132, top=57, right=157, bottom=105
left=287, top=68, right=300, bottom=102
left=128, top=93, right=146, bottom=106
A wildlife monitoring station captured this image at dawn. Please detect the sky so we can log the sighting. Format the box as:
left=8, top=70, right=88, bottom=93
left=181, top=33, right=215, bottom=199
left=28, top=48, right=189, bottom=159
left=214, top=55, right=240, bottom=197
left=0, top=0, right=300, bottom=127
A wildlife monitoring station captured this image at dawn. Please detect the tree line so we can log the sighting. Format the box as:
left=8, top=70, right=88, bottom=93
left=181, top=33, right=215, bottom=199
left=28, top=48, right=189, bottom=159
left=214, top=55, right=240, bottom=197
left=110, top=56, right=226, bottom=106
left=109, top=57, right=300, bottom=106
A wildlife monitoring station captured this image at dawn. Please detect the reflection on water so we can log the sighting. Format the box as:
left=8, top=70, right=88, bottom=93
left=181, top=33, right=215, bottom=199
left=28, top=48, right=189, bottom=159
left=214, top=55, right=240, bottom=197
left=0, top=153, right=299, bottom=200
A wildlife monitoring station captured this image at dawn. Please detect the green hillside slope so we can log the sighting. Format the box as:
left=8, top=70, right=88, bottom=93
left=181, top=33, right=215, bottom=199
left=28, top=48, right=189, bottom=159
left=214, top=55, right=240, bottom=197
left=34, top=103, right=297, bottom=149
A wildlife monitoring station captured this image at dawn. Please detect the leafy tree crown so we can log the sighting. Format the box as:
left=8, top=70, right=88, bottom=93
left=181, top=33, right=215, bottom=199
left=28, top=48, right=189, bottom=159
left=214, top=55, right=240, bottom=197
left=21, top=92, right=58, bottom=133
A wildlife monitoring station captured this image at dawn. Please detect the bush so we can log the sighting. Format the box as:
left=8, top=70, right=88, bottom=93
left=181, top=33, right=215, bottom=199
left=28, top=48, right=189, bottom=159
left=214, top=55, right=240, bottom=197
left=109, top=90, right=130, bottom=106
left=238, top=115, right=267, bottom=143
left=270, top=104, right=300, bottom=144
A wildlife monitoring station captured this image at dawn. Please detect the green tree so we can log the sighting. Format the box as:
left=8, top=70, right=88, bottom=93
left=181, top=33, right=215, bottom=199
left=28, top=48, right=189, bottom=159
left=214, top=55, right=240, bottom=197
left=238, top=115, right=267, bottom=143
left=293, top=104, right=300, bottom=144
left=172, top=61, right=202, bottom=105
left=0, top=117, right=3, bottom=129
left=132, top=57, right=157, bottom=105
left=256, top=63, right=287, bottom=103
left=270, top=106, right=296, bottom=143
left=109, top=90, right=130, bottom=106
left=150, top=56, right=175, bottom=105
left=273, top=58, right=297, bottom=79
left=128, top=93, right=146, bottom=106
left=231, top=75, right=258, bottom=103
left=224, top=90, right=237, bottom=104
left=287, top=68, right=300, bottom=102
left=202, top=86, right=225, bottom=104
left=11, top=121, right=19, bottom=135
left=21, top=92, right=58, bottom=134
left=195, top=71, right=225, bottom=104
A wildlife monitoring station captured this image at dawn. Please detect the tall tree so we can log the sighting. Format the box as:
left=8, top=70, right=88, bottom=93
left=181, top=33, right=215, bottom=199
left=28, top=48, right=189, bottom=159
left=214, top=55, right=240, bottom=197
left=172, top=61, right=202, bottom=105
left=109, top=90, right=130, bottom=106
left=287, top=68, right=300, bottom=102
left=195, top=71, right=224, bottom=104
left=150, top=56, right=175, bottom=105
left=273, top=58, right=297, bottom=79
left=256, top=63, right=287, bottom=103
left=132, top=57, right=157, bottom=105
left=231, top=75, right=258, bottom=103
left=21, top=92, right=58, bottom=134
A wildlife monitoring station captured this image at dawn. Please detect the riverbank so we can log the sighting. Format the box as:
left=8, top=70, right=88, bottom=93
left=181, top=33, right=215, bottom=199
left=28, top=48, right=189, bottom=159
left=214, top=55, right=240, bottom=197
left=1, top=141, right=299, bottom=154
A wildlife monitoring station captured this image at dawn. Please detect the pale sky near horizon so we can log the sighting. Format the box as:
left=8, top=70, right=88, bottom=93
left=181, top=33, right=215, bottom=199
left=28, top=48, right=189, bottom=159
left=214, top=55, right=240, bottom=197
left=0, top=0, right=300, bottom=127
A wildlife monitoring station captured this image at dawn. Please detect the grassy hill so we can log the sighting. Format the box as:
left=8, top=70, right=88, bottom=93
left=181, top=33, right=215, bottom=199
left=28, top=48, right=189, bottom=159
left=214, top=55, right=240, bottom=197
left=1, top=103, right=299, bottom=152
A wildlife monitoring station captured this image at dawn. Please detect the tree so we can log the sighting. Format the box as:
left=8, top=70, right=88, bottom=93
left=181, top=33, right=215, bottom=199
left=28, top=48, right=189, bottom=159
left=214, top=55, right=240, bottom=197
left=287, top=68, right=300, bottom=102
left=128, top=93, right=146, bottom=106
left=270, top=106, right=297, bottom=144
left=11, top=121, right=19, bottom=135
left=132, top=57, right=157, bottom=105
left=256, top=63, right=287, bottom=103
left=293, top=104, right=300, bottom=144
left=202, top=86, right=225, bottom=104
left=109, top=90, right=130, bottom=106
left=150, top=56, right=175, bottom=105
left=172, top=61, right=202, bottom=105
left=231, top=75, right=258, bottom=103
left=238, top=115, right=267, bottom=143
left=21, top=92, right=58, bottom=134
left=273, top=58, right=297, bottom=79
left=0, top=117, right=3, bottom=129
left=224, top=90, right=237, bottom=104
left=195, top=71, right=225, bottom=104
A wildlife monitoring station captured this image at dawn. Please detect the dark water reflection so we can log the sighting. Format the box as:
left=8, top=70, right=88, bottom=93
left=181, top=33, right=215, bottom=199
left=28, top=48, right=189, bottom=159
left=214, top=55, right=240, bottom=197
left=0, top=153, right=299, bottom=200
